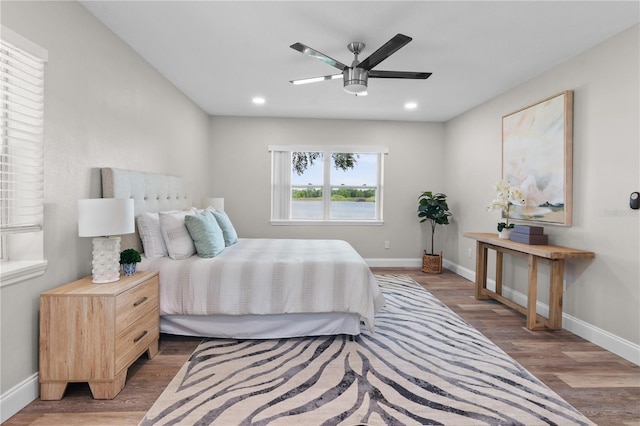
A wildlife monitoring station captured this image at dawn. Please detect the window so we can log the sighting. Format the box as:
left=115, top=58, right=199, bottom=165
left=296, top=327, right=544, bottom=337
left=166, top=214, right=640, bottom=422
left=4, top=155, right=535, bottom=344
left=270, top=146, right=387, bottom=225
left=1, top=27, right=48, bottom=286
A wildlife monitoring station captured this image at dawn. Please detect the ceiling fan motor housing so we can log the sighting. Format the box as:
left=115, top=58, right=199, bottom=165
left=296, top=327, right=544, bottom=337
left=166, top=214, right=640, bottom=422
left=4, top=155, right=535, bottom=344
left=343, top=67, right=368, bottom=94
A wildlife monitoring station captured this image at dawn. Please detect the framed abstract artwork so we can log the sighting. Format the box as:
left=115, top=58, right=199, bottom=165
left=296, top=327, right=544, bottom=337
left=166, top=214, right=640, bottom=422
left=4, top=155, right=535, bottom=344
left=502, top=91, right=573, bottom=226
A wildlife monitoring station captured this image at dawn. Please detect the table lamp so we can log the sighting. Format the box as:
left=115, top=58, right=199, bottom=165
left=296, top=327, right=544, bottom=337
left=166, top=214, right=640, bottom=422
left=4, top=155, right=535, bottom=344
left=78, top=198, right=135, bottom=283
left=202, top=197, right=224, bottom=211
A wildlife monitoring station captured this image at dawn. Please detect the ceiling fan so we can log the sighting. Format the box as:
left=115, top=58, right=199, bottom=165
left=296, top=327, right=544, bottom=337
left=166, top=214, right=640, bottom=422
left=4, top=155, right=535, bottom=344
left=289, top=33, right=431, bottom=96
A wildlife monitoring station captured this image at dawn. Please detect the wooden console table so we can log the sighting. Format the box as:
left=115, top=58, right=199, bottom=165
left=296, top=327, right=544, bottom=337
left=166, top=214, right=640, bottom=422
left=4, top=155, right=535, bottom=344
left=464, top=232, right=594, bottom=330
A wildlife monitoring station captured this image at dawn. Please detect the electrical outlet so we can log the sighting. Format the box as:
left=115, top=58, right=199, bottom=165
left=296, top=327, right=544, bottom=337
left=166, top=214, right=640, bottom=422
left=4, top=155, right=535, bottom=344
left=467, top=248, right=472, bottom=258
left=384, top=241, right=390, bottom=249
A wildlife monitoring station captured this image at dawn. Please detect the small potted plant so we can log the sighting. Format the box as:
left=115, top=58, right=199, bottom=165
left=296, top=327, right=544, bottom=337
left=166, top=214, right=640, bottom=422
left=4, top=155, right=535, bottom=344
left=119, top=248, right=141, bottom=276
left=486, top=179, right=526, bottom=238
left=418, top=191, right=452, bottom=274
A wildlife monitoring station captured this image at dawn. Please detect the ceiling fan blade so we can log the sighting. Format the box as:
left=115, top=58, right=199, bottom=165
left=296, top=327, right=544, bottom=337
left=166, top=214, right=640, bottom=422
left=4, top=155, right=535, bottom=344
left=356, top=34, right=412, bottom=71
left=290, top=42, right=348, bottom=71
left=290, top=74, right=343, bottom=85
left=369, top=70, right=432, bottom=79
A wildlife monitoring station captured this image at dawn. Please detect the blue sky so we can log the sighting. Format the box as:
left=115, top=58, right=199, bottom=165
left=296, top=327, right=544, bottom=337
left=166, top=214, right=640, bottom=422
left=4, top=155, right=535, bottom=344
left=291, top=153, right=378, bottom=187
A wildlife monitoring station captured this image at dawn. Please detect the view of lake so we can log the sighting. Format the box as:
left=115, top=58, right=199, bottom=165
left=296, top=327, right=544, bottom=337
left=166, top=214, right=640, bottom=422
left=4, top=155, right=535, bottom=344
left=292, top=201, right=376, bottom=219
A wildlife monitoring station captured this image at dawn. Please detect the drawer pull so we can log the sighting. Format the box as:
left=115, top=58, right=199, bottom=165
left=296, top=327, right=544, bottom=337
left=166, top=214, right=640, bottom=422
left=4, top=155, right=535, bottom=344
left=133, top=296, right=148, bottom=307
left=133, top=330, right=148, bottom=343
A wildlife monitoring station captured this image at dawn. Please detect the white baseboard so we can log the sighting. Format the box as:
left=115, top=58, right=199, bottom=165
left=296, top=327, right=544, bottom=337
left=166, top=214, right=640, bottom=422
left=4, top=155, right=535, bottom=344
left=562, top=314, right=640, bottom=366
left=0, top=372, right=38, bottom=423
left=2, top=257, right=637, bottom=420
left=365, top=258, right=421, bottom=268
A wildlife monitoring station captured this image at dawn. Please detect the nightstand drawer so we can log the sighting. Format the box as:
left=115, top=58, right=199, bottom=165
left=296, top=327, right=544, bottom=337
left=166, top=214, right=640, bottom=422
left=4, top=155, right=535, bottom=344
left=115, top=275, right=158, bottom=334
left=115, top=307, right=159, bottom=373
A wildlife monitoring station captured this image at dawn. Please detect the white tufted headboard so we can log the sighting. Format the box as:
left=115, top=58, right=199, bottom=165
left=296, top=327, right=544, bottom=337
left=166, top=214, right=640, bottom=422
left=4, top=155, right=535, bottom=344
left=101, top=168, right=192, bottom=251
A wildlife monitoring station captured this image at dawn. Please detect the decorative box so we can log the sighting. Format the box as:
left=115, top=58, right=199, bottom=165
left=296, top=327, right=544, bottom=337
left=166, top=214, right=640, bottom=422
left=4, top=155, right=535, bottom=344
left=513, top=225, right=545, bottom=235
left=510, top=232, right=549, bottom=245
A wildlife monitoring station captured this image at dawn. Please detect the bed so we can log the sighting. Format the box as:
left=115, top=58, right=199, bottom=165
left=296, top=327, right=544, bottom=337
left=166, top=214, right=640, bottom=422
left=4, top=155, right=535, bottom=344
left=101, top=168, right=385, bottom=339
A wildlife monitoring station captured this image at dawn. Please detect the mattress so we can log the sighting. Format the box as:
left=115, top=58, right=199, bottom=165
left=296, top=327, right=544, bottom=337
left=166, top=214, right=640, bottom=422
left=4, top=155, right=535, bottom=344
left=138, top=238, right=385, bottom=332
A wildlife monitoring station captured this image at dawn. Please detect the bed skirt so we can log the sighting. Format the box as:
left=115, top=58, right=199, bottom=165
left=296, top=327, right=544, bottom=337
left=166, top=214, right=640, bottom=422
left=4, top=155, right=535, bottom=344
left=160, top=312, right=362, bottom=339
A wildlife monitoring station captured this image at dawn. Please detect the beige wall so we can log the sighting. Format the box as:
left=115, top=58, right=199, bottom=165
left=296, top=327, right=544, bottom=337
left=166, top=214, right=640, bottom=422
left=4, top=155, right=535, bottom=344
left=444, top=25, right=639, bottom=346
left=0, top=0, right=211, bottom=398
left=208, top=116, right=446, bottom=259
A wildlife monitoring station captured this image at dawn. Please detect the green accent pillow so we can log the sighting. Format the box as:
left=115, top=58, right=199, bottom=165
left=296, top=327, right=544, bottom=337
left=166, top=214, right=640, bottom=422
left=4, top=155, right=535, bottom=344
left=212, top=210, right=238, bottom=246
left=184, top=210, right=225, bottom=257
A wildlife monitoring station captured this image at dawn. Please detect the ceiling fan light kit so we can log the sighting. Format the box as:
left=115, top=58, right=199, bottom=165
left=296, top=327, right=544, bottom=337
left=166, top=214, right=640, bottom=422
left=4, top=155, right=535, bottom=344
left=290, top=34, right=431, bottom=96
left=343, top=67, right=368, bottom=94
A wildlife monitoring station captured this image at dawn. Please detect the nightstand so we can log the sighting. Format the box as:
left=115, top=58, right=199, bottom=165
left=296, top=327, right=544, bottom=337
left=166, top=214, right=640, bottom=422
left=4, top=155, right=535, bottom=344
left=39, top=271, right=159, bottom=400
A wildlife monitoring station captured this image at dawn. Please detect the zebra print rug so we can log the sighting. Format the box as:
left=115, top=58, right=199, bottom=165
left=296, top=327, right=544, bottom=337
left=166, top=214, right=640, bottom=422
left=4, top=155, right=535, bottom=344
left=140, top=274, right=593, bottom=426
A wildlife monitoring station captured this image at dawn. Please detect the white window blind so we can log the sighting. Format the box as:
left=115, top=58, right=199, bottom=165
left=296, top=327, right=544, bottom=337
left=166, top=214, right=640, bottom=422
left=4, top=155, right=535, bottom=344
left=0, top=28, right=46, bottom=271
left=271, top=150, right=292, bottom=220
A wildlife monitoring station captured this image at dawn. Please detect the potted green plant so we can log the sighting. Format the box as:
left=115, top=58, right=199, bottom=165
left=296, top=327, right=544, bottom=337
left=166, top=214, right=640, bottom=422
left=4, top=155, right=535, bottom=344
left=119, top=248, right=141, bottom=276
left=418, top=191, right=452, bottom=274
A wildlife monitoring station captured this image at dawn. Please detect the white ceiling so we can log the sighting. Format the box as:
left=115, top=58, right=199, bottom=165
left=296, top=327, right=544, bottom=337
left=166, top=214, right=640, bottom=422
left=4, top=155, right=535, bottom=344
left=80, top=1, right=639, bottom=122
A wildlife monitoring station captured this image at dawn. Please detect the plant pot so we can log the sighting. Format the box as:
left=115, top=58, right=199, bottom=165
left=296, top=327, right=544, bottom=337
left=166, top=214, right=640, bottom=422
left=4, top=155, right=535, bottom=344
left=499, top=229, right=512, bottom=239
left=422, top=251, right=443, bottom=274
left=122, top=263, right=137, bottom=276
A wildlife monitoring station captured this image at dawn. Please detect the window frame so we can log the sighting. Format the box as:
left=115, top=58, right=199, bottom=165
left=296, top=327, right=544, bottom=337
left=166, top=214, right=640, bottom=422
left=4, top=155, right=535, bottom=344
left=270, top=145, right=387, bottom=226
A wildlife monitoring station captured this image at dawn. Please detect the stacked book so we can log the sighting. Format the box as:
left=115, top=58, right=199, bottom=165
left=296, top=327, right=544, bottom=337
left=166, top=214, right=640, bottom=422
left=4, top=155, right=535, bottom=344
left=510, top=225, right=548, bottom=245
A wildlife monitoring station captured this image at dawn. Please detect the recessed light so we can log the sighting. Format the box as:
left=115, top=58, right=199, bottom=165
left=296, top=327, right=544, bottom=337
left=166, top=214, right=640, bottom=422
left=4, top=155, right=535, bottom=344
left=252, top=97, right=266, bottom=105
left=405, top=102, right=418, bottom=110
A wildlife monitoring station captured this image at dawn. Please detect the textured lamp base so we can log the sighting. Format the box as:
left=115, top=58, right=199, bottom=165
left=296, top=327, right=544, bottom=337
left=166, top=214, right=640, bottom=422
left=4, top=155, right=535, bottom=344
left=92, top=237, right=121, bottom=283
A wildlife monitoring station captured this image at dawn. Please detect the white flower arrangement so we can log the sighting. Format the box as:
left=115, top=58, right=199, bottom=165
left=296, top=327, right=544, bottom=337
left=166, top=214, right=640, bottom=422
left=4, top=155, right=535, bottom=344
left=486, top=179, right=526, bottom=232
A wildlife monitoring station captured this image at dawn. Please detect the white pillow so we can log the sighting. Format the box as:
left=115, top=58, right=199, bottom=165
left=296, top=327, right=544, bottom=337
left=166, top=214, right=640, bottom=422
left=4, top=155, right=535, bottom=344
left=193, top=206, right=216, bottom=215
left=159, top=210, right=197, bottom=260
left=136, top=212, right=168, bottom=258
left=136, top=209, right=191, bottom=258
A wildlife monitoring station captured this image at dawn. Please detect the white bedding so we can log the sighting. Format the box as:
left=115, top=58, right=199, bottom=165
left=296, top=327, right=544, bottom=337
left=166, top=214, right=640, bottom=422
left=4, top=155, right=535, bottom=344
left=138, top=238, right=385, bottom=332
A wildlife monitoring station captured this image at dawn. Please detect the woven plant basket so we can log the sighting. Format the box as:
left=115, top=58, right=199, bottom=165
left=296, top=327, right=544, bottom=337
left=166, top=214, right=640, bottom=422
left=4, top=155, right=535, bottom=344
left=422, top=250, right=443, bottom=274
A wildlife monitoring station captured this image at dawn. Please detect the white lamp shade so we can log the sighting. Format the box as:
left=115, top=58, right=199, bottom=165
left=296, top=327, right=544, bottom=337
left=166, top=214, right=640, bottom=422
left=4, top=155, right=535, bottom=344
left=202, top=197, right=224, bottom=211
left=78, top=198, right=135, bottom=237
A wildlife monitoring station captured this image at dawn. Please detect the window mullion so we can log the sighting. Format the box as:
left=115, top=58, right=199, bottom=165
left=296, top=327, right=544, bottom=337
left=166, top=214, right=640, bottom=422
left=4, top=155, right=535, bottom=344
left=323, top=152, right=331, bottom=220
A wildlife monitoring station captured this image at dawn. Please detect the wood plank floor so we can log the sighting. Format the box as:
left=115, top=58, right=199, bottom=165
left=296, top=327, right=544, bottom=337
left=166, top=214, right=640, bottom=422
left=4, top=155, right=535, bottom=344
left=4, top=268, right=639, bottom=425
